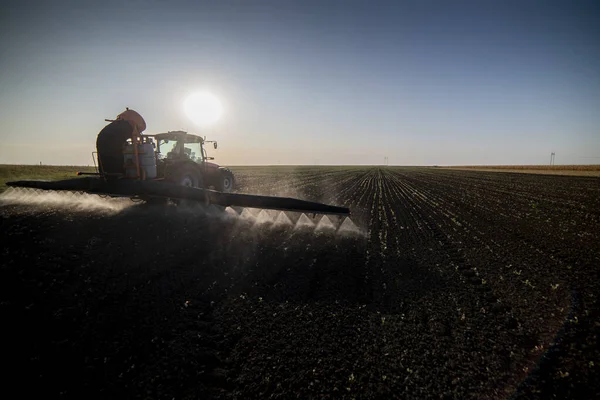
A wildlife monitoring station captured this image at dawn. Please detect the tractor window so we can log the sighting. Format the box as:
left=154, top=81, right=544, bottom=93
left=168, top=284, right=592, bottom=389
left=158, top=140, right=178, bottom=159
left=184, top=142, right=203, bottom=163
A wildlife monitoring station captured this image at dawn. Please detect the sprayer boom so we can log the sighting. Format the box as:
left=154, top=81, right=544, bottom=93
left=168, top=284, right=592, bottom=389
left=6, top=177, right=350, bottom=216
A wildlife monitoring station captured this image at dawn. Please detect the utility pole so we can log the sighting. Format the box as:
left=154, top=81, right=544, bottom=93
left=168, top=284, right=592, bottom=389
left=550, top=152, right=555, bottom=166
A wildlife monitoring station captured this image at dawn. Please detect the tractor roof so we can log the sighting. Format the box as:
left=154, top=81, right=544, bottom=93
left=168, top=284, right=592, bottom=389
left=149, top=131, right=204, bottom=143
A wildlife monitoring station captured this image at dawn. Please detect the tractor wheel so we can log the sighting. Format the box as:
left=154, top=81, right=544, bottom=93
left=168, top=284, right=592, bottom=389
left=217, top=170, right=235, bottom=193
left=168, top=166, right=205, bottom=205
left=171, top=166, right=204, bottom=188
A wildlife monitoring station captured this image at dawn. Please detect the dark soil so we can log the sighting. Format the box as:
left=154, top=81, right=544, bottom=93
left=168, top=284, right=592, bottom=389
left=1, top=167, right=598, bottom=399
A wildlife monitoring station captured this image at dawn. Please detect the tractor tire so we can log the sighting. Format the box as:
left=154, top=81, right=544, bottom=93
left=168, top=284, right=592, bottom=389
left=217, top=170, right=235, bottom=193
left=170, top=165, right=204, bottom=189
left=168, top=165, right=205, bottom=206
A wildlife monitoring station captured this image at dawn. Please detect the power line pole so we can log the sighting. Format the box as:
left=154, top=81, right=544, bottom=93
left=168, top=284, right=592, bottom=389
left=550, top=152, right=555, bottom=166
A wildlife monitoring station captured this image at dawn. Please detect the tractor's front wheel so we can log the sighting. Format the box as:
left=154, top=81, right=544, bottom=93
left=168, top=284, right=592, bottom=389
left=217, top=170, right=235, bottom=193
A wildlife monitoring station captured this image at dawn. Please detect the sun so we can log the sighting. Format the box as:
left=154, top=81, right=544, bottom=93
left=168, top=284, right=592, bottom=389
left=184, top=91, right=224, bottom=127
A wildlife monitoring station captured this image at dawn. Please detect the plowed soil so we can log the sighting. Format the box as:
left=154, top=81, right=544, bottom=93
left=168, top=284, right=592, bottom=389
left=1, top=167, right=599, bottom=399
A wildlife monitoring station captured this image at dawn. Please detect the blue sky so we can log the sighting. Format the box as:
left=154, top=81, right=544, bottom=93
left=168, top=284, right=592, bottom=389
left=1, top=0, right=598, bottom=165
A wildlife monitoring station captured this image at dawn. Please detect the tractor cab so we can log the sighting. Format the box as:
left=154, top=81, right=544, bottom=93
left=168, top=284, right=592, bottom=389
left=143, top=131, right=233, bottom=192
left=152, top=131, right=216, bottom=165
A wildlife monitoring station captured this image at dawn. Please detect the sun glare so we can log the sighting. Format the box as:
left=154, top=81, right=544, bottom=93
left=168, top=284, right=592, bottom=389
left=184, top=91, right=223, bottom=127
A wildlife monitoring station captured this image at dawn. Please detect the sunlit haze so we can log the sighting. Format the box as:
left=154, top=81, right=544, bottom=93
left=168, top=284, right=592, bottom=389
left=184, top=92, right=224, bottom=128
left=0, top=0, right=598, bottom=166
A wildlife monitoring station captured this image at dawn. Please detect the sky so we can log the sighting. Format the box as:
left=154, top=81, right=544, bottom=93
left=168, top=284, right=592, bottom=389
left=0, top=0, right=599, bottom=166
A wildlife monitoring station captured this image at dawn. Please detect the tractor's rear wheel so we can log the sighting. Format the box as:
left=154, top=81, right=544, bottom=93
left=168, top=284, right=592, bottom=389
left=169, top=165, right=204, bottom=189
left=168, top=165, right=205, bottom=205
left=217, top=170, right=235, bottom=193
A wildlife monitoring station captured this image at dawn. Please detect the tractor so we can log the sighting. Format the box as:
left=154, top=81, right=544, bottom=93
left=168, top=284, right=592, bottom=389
left=94, top=108, right=234, bottom=193
left=149, top=131, right=234, bottom=193
left=7, top=108, right=350, bottom=216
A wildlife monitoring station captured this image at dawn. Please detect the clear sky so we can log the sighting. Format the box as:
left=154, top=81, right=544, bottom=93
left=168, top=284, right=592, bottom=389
left=1, top=0, right=598, bottom=166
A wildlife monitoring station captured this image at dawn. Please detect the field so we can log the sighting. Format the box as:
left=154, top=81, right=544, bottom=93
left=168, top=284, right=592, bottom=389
left=1, top=166, right=599, bottom=399
left=443, top=165, right=600, bottom=177
left=0, top=165, right=97, bottom=192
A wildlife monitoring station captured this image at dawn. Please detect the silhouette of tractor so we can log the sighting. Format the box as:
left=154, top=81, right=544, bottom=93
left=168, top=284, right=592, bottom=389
left=150, top=130, right=234, bottom=193
left=8, top=108, right=350, bottom=216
